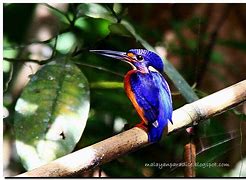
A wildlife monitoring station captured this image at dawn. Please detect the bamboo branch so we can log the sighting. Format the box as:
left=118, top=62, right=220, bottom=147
left=184, top=141, right=196, bottom=177
left=16, top=80, right=246, bottom=177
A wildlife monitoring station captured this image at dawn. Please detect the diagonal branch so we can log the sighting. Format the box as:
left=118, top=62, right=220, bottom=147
left=16, top=80, right=246, bottom=177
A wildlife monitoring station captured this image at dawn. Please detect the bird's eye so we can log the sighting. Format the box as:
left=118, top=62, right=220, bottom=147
left=136, top=55, right=143, bottom=61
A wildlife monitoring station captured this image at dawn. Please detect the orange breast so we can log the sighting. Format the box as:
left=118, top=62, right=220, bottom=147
left=124, top=70, right=148, bottom=125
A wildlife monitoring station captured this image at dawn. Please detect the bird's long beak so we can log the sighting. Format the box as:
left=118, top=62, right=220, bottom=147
left=90, top=50, right=133, bottom=63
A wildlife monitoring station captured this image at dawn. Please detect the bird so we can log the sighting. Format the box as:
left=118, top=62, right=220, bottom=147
left=90, top=49, right=173, bottom=143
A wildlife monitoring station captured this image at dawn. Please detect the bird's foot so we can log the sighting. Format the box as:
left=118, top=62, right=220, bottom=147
left=135, top=122, right=148, bottom=132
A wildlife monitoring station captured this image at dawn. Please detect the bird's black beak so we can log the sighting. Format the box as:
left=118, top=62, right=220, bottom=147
left=90, top=50, right=133, bottom=63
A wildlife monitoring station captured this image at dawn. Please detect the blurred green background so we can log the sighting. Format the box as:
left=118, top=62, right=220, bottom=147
left=3, top=3, right=246, bottom=177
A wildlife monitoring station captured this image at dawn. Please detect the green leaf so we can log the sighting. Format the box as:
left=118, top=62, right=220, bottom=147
left=77, top=3, right=116, bottom=22
left=14, top=59, right=90, bottom=170
left=56, top=32, right=76, bottom=54
left=90, top=81, right=123, bottom=89
left=108, top=23, right=131, bottom=37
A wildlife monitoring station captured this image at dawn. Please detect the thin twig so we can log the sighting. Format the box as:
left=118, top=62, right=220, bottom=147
left=3, top=57, right=47, bottom=65
left=3, top=28, right=70, bottom=51
left=3, top=57, right=125, bottom=77
left=3, top=39, right=53, bottom=50
left=51, top=35, right=58, bottom=58
left=16, top=80, right=246, bottom=177
left=105, top=5, right=121, bottom=23
left=75, top=61, right=124, bottom=77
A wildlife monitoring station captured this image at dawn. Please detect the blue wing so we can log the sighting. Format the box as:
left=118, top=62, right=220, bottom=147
left=129, top=71, right=172, bottom=142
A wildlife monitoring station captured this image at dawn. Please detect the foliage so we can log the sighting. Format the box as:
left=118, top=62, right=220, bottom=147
left=3, top=3, right=246, bottom=177
left=14, top=59, right=90, bottom=170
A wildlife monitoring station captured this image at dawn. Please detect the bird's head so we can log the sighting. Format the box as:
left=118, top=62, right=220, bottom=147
left=90, top=49, right=164, bottom=73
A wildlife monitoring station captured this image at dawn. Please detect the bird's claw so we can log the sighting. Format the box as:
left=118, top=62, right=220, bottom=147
left=135, top=122, right=148, bottom=132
